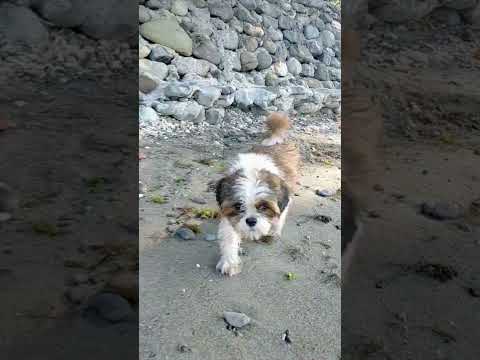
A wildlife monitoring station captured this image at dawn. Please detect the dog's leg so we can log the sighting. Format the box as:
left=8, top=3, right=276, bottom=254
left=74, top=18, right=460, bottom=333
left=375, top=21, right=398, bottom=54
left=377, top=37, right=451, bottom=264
left=216, top=217, right=242, bottom=276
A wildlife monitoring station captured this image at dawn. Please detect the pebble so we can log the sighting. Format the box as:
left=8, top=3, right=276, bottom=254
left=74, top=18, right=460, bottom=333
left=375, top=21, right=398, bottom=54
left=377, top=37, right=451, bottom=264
left=86, top=293, right=133, bottom=323
left=315, top=189, right=336, bottom=197
left=175, top=227, right=197, bottom=240
left=190, top=197, right=207, bottom=205
left=223, top=311, right=251, bottom=328
left=421, top=201, right=465, bottom=220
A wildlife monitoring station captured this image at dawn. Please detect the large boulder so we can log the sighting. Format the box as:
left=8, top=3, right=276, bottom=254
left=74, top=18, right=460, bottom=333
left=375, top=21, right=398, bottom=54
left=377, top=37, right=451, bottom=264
left=140, top=17, right=193, bottom=56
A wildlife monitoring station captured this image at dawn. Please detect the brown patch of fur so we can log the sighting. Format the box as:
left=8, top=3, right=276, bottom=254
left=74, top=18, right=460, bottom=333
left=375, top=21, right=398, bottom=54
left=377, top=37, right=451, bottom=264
left=255, top=199, right=280, bottom=218
left=252, top=144, right=300, bottom=190
left=265, top=112, right=290, bottom=138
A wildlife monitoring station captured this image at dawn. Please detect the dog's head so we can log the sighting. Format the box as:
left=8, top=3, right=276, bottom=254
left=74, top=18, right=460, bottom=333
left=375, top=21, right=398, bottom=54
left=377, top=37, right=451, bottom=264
left=216, top=170, right=290, bottom=241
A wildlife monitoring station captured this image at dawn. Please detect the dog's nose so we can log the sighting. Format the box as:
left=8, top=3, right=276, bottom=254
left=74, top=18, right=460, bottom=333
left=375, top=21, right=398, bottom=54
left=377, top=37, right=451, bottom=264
left=246, top=217, right=257, bottom=227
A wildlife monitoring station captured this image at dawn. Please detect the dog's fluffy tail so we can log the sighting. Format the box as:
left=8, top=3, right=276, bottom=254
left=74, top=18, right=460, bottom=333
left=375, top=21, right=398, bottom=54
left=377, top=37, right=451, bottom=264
left=261, top=112, right=290, bottom=146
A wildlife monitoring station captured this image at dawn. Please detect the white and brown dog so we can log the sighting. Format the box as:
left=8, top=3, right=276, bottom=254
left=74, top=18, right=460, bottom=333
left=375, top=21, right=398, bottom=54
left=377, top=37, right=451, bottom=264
left=215, top=113, right=300, bottom=276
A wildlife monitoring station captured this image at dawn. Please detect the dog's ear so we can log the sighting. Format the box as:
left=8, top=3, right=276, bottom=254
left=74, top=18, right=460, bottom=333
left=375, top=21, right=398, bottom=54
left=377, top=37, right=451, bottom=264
left=277, top=180, right=290, bottom=212
left=215, top=177, right=231, bottom=206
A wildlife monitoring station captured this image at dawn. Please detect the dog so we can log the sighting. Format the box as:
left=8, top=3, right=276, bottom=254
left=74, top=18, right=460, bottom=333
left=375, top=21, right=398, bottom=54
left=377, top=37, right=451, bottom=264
left=215, top=113, right=300, bottom=276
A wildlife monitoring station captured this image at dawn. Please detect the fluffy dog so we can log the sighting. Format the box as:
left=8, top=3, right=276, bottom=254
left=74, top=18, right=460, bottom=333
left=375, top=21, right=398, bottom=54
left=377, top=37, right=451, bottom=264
left=215, top=113, right=300, bottom=276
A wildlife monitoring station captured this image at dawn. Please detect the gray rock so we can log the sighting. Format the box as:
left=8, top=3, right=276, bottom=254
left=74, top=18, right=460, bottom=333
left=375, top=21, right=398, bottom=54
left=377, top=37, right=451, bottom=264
left=443, top=0, right=476, bottom=10
left=140, top=17, right=192, bottom=56
left=252, top=72, right=265, bottom=85
left=165, top=83, right=194, bottom=99
left=0, top=4, right=49, bottom=47
left=244, top=23, right=264, bottom=37
left=289, top=44, right=314, bottom=63
left=258, top=2, right=282, bottom=18
left=313, top=18, right=326, bottom=30
left=256, top=48, right=273, bottom=70
left=32, top=0, right=86, bottom=27
left=296, top=102, right=321, bottom=114
left=301, top=63, right=315, bottom=77
left=86, top=293, right=133, bottom=323
left=297, top=0, right=326, bottom=9
left=316, top=189, right=336, bottom=197
left=421, top=201, right=465, bottom=220
left=431, top=7, right=462, bottom=26
left=314, top=63, right=330, bottom=81
left=139, top=105, right=159, bottom=125
left=211, top=17, right=229, bottom=30
left=304, top=24, right=320, bottom=39
left=265, top=28, right=284, bottom=41
left=265, top=72, right=279, bottom=86
left=330, top=57, right=341, bottom=69
left=140, top=36, right=151, bottom=59
left=216, top=93, right=235, bottom=107
left=155, top=101, right=205, bottom=122
left=139, top=59, right=168, bottom=81
left=203, top=233, right=217, bottom=241
left=278, top=15, right=295, bottom=29
left=195, top=87, right=222, bottom=107
left=274, top=42, right=289, bottom=61
left=171, top=0, right=188, bottom=16
left=320, top=30, right=335, bottom=48
left=221, top=28, right=239, bottom=50
left=240, top=51, right=259, bottom=71
left=272, top=61, right=288, bottom=77
left=262, top=15, right=279, bottom=29
left=235, top=3, right=257, bottom=23
left=174, top=226, right=197, bottom=240
left=263, top=39, right=277, bottom=54
left=139, top=75, right=158, bottom=94
left=192, top=34, right=221, bottom=65
left=328, top=67, right=341, bottom=81
left=205, top=108, right=225, bottom=124
left=223, top=311, right=251, bottom=328
left=171, top=56, right=212, bottom=76
left=166, top=65, right=180, bottom=80
left=149, top=45, right=176, bottom=63
left=322, top=52, right=333, bottom=66
left=223, top=50, right=242, bottom=72
left=229, top=17, right=244, bottom=33
left=181, top=15, right=214, bottom=36
left=283, top=30, right=303, bottom=43
left=373, top=0, right=439, bottom=23
left=234, top=88, right=277, bottom=109
left=239, top=0, right=258, bottom=10
left=243, top=36, right=259, bottom=51
left=208, top=0, right=234, bottom=21
left=193, top=0, right=207, bottom=6
left=77, top=0, right=135, bottom=40
left=306, top=39, right=323, bottom=58
left=287, top=57, right=302, bottom=75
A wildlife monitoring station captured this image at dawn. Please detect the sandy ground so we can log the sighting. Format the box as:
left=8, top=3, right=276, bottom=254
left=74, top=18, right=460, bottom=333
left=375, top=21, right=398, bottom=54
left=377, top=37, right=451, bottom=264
left=139, top=130, right=341, bottom=359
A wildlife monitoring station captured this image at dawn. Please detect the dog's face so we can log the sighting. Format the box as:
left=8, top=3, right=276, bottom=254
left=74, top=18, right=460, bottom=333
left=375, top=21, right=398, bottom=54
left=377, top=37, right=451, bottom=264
left=216, top=170, right=290, bottom=241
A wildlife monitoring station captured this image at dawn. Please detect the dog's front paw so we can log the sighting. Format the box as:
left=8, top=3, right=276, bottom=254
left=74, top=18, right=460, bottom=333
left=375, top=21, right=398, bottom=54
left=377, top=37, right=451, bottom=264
left=216, top=257, right=241, bottom=276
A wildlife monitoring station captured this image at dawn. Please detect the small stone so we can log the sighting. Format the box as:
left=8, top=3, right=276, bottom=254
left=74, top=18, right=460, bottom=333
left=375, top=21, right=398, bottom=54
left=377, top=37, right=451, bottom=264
left=256, top=48, right=273, bottom=70
left=190, top=197, right=207, bottom=205
left=209, top=0, right=234, bottom=21
left=165, top=83, right=194, bottom=99
left=175, top=227, right=196, bottom=240
left=263, top=40, right=277, bottom=54
left=86, top=293, right=133, bottom=323
left=421, top=201, right=465, bottom=220
left=192, top=34, right=221, bottom=65
left=320, top=30, right=336, bottom=48
left=223, top=311, right=251, bottom=328
left=304, top=24, right=320, bottom=39
left=149, top=45, right=176, bottom=63
left=177, top=344, right=192, bottom=353
left=301, top=63, right=315, bottom=77
left=272, top=61, right=288, bottom=77
left=286, top=57, right=302, bottom=75
left=171, top=0, right=188, bottom=16
left=244, top=23, right=264, bottom=37
left=204, top=233, right=217, bottom=241
left=243, top=36, right=259, bottom=52
left=195, top=87, right=222, bottom=108
left=240, top=51, right=258, bottom=71
left=316, top=189, right=336, bottom=197
left=278, top=15, right=295, bottom=30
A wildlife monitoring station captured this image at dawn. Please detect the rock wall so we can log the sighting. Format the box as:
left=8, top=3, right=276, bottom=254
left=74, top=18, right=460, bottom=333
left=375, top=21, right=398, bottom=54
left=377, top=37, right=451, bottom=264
left=139, top=0, right=342, bottom=127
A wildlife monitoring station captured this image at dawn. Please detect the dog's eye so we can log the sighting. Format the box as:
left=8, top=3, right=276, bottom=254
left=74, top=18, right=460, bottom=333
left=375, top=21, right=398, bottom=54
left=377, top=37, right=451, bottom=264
left=234, top=202, right=243, bottom=212
left=256, top=203, right=269, bottom=211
